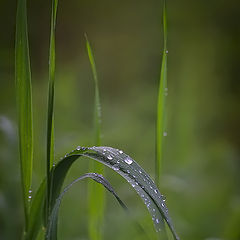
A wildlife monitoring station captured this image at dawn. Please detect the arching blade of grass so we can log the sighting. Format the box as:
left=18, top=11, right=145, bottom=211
left=46, top=0, right=58, bottom=220
left=46, top=173, right=127, bottom=240
left=49, top=146, right=179, bottom=240
left=85, top=35, right=105, bottom=240
left=15, top=0, right=33, bottom=228
left=155, top=0, right=168, bottom=186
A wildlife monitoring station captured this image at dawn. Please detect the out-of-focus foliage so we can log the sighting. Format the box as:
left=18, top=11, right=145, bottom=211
left=0, top=0, right=239, bottom=239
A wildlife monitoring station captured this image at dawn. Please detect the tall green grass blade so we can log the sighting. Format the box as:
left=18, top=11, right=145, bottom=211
left=49, top=146, right=179, bottom=240
left=46, top=173, right=127, bottom=240
left=85, top=35, right=105, bottom=240
left=46, top=0, right=58, bottom=220
left=15, top=0, right=33, bottom=228
left=155, top=0, right=168, bottom=186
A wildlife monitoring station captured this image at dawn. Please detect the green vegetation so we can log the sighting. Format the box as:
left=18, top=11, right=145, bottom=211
left=14, top=0, right=179, bottom=239
left=1, top=0, right=237, bottom=240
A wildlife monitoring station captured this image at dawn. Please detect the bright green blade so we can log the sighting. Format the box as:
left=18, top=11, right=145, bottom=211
left=46, top=0, right=58, bottom=219
left=15, top=0, right=33, bottom=228
left=46, top=173, right=128, bottom=240
left=49, top=146, right=179, bottom=240
left=85, top=35, right=105, bottom=240
left=155, top=0, right=168, bottom=186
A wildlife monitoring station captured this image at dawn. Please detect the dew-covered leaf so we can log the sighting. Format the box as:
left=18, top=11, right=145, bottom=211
left=49, top=146, right=179, bottom=240
left=46, top=173, right=128, bottom=240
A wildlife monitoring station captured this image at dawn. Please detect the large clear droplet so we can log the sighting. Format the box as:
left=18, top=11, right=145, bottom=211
left=124, top=157, right=133, bottom=165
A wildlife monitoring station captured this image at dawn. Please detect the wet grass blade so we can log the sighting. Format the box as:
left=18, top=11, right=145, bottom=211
left=25, top=180, right=46, bottom=240
left=46, top=173, right=127, bottom=240
left=49, top=146, right=179, bottom=240
left=15, top=0, right=33, bottom=228
left=46, top=0, right=58, bottom=220
left=155, top=0, right=168, bottom=186
left=85, top=35, right=105, bottom=240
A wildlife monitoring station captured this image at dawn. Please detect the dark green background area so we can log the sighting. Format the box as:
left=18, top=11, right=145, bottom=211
left=0, top=0, right=239, bottom=239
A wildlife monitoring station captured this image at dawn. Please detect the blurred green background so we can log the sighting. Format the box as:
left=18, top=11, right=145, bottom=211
left=0, top=0, right=240, bottom=239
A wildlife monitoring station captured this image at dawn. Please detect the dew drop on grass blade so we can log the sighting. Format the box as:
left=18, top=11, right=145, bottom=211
left=49, top=146, right=180, bottom=240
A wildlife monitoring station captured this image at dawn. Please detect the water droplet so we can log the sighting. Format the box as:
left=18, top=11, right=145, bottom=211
left=153, top=208, right=156, bottom=212
left=139, top=170, right=142, bottom=174
left=165, top=87, right=168, bottom=91
left=107, top=155, right=113, bottom=160
left=163, top=132, right=167, bottom=136
left=119, top=150, right=123, bottom=154
left=156, top=218, right=159, bottom=223
left=76, top=146, right=81, bottom=150
left=112, top=165, right=119, bottom=171
left=161, top=194, right=166, bottom=202
left=28, top=190, right=32, bottom=193
left=154, top=189, right=158, bottom=194
left=124, top=157, right=133, bottom=165
left=161, top=203, right=165, bottom=208
left=165, top=50, right=168, bottom=54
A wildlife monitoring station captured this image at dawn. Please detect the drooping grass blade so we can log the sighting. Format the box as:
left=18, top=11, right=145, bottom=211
left=46, top=173, right=127, bottom=240
left=49, top=146, right=179, bottom=240
left=155, top=0, right=168, bottom=186
left=15, top=0, right=33, bottom=228
left=46, top=0, right=58, bottom=220
left=85, top=35, right=105, bottom=240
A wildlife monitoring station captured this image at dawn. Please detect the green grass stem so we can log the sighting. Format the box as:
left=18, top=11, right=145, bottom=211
left=155, top=0, right=168, bottom=186
left=85, top=35, right=105, bottom=240
left=46, top=0, right=58, bottom=220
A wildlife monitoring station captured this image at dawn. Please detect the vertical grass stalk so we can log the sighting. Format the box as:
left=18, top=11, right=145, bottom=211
left=155, top=0, right=168, bottom=187
left=46, top=0, right=58, bottom=220
left=15, top=0, right=33, bottom=231
left=85, top=35, right=105, bottom=240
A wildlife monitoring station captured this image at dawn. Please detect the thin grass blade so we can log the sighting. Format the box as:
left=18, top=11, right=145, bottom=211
left=15, top=0, right=33, bottom=228
left=85, top=35, right=105, bottom=240
left=46, top=0, right=58, bottom=220
left=49, top=146, right=179, bottom=240
left=155, top=0, right=168, bottom=186
left=25, top=180, right=46, bottom=240
left=46, top=173, right=128, bottom=240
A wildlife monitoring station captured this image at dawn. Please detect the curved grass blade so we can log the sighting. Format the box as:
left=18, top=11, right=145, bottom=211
left=46, top=0, right=58, bottom=221
left=46, top=173, right=127, bottom=240
left=85, top=35, right=105, bottom=240
left=49, top=146, right=179, bottom=240
left=15, top=0, right=33, bottom=228
left=155, top=0, right=168, bottom=186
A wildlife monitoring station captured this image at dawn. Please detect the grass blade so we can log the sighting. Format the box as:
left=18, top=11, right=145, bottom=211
left=15, top=0, right=33, bottom=228
left=49, top=146, right=179, bottom=240
left=46, top=173, right=127, bottom=240
left=25, top=180, right=46, bottom=240
left=46, top=0, right=58, bottom=220
left=85, top=35, right=105, bottom=240
left=155, top=0, right=168, bottom=186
